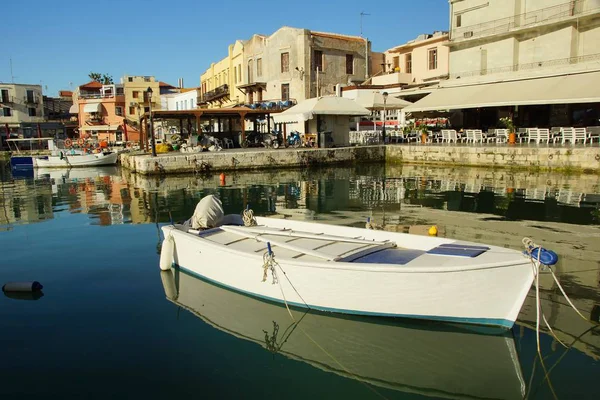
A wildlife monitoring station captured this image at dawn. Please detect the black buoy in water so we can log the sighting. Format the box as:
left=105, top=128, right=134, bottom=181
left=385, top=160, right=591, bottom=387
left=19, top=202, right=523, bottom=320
left=2, top=281, right=44, bottom=292
left=2, top=282, right=44, bottom=301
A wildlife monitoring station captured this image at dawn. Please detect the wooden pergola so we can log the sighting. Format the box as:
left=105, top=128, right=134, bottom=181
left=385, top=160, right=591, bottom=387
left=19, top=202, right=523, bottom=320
left=140, top=107, right=282, bottom=150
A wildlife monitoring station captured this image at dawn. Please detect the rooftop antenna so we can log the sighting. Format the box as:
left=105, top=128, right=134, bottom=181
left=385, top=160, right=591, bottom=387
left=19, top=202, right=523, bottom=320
left=9, top=58, right=16, bottom=83
left=360, top=12, right=371, bottom=79
left=360, top=11, right=370, bottom=37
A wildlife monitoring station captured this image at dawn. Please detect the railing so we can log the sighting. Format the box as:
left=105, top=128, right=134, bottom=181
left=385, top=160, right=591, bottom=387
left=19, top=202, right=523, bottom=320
left=198, top=84, right=229, bottom=103
left=79, top=93, right=124, bottom=100
left=244, top=98, right=297, bottom=111
left=448, top=52, right=600, bottom=79
left=451, top=0, right=595, bottom=42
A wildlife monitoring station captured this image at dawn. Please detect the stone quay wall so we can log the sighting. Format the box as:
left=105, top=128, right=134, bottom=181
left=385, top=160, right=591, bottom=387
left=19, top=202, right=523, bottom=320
left=120, top=146, right=385, bottom=175
left=386, top=145, right=600, bottom=173
left=119, top=144, right=600, bottom=175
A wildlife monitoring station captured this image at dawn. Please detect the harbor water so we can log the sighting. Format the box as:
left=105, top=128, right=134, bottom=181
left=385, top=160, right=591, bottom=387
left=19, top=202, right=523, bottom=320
left=1, top=162, right=599, bottom=399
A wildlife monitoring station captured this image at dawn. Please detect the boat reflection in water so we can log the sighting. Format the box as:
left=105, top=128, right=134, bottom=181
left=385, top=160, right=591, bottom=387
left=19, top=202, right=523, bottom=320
left=161, top=268, right=527, bottom=400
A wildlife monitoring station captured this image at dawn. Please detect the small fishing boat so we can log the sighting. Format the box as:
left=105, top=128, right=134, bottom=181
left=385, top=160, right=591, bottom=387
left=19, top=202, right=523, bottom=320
left=7, top=138, right=118, bottom=169
left=161, top=268, right=527, bottom=400
left=160, top=197, right=551, bottom=329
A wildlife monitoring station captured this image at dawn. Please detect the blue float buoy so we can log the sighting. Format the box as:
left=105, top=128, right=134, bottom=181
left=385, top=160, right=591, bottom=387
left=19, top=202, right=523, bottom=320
left=525, top=247, right=559, bottom=266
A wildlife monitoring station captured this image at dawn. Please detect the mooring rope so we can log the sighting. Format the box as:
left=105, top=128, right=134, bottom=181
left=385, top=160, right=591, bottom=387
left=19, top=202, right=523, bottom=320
left=242, top=207, right=257, bottom=227
left=260, top=242, right=387, bottom=400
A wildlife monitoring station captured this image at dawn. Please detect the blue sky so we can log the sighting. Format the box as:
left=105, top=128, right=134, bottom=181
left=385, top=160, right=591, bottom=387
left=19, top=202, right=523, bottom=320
left=1, top=0, right=448, bottom=96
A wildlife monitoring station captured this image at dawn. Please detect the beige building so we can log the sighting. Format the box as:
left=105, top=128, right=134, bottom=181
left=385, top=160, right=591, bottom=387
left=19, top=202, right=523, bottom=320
left=0, top=83, right=45, bottom=134
left=403, top=0, right=600, bottom=129
left=122, top=75, right=162, bottom=127
left=372, top=32, right=450, bottom=87
left=199, top=41, right=244, bottom=108
left=448, top=0, right=600, bottom=82
left=199, top=26, right=372, bottom=109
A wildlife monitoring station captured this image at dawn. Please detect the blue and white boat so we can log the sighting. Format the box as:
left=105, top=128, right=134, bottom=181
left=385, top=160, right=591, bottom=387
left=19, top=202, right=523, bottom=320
left=160, top=201, right=544, bottom=329
left=7, top=138, right=118, bottom=169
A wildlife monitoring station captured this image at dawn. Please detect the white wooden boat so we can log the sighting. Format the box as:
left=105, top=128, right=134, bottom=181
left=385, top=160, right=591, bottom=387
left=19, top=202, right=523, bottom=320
left=7, top=138, right=118, bottom=168
left=32, top=151, right=118, bottom=168
left=161, top=216, right=539, bottom=329
left=161, top=268, right=527, bottom=400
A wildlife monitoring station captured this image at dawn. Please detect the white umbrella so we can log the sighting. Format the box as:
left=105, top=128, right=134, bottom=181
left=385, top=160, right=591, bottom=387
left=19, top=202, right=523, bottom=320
left=272, top=96, right=370, bottom=124
left=352, top=91, right=412, bottom=110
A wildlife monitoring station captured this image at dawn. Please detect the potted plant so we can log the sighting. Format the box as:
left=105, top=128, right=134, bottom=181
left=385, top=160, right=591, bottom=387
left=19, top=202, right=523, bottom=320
left=499, top=117, right=516, bottom=144
left=420, top=125, right=429, bottom=144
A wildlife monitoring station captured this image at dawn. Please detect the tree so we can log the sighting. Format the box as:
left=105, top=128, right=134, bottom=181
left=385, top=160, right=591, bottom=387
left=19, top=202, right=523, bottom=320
left=88, top=72, right=113, bottom=85
left=88, top=72, right=102, bottom=82
left=102, top=74, right=114, bottom=85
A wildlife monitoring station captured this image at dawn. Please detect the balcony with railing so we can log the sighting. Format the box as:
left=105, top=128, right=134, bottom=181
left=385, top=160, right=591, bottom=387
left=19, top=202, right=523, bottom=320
left=243, top=98, right=297, bottom=111
left=371, top=71, right=413, bottom=86
left=79, top=92, right=124, bottom=100
left=198, top=84, right=229, bottom=104
left=448, top=52, right=600, bottom=80
left=451, top=0, right=597, bottom=43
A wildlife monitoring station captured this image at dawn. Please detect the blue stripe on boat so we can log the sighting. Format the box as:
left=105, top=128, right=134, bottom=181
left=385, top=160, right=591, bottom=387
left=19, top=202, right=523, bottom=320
left=175, top=264, right=513, bottom=329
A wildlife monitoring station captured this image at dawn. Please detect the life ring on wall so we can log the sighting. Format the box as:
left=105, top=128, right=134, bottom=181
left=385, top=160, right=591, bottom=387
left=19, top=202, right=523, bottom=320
left=64, top=138, right=73, bottom=148
left=77, top=138, right=85, bottom=147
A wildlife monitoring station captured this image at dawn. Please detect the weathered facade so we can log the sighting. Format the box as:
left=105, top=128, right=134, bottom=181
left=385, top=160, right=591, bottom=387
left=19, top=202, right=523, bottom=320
left=373, top=32, right=450, bottom=87
left=74, top=81, right=128, bottom=143
left=199, top=26, right=372, bottom=109
left=0, top=83, right=45, bottom=134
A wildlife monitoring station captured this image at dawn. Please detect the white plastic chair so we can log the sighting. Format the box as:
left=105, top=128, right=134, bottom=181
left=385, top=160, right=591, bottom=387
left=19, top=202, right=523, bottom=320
left=493, top=129, right=508, bottom=143
left=223, top=138, right=234, bottom=148
left=558, top=127, right=575, bottom=144
left=440, top=130, right=450, bottom=143
left=537, top=129, right=550, bottom=144
left=522, top=128, right=539, bottom=143
left=463, top=130, right=475, bottom=143
left=473, top=130, right=484, bottom=143
left=573, top=128, right=587, bottom=144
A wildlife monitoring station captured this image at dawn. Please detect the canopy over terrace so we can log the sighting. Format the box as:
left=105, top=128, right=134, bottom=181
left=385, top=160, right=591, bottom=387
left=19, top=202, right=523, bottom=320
left=272, top=96, right=371, bottom=123
left=140, top=107, right=278, bottom=150
left=403, top=71, right=600, bottom=113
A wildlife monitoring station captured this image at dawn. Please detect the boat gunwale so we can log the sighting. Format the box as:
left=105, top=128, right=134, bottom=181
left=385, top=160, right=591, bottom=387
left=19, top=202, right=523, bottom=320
left=163, top=225, right=533, bottom=274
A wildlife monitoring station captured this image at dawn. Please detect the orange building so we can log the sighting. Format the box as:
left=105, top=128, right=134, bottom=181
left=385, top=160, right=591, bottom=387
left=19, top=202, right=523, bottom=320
left=75, top=81, right=140, bottom=144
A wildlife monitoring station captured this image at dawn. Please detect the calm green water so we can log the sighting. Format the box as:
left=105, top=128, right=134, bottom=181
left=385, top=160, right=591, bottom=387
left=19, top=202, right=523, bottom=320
left=1, top=162, right=599, bottom=400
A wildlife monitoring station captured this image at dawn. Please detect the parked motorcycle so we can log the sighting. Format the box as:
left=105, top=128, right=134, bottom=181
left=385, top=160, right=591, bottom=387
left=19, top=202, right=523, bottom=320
left=286, top=131, right=302, bottom=148
left=240, top=131, right=264, bottom=148
left=263, top=129, right=283, bottom=149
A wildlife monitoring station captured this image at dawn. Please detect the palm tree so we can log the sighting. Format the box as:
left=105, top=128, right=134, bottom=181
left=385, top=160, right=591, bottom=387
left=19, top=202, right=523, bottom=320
left=88, top=72, right=102, bottom=82
left=102, top=74, right=114, bottom=85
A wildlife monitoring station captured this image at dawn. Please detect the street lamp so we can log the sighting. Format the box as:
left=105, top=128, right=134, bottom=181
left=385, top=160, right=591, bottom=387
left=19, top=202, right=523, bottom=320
left=382, top=92, right=388, bottom=144
left=147, top=87, right=156, bottom=157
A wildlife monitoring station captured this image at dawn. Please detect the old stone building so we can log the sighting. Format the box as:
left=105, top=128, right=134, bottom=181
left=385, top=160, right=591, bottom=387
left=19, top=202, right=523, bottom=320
left=199, top=26, right=372, bottom=109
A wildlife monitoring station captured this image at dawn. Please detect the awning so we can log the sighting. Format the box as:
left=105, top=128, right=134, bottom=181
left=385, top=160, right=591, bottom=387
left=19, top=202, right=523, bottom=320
left=83, top=102, right=102, bottom=113
left=403, top=71, right=600, bottom=112
left=69, top=104, right=78, bottom=114
left=80, top=125, right=120, bottom=132
left=350, top=91, right=412, bottom=110
left=272, top=96, right=370, bottom=124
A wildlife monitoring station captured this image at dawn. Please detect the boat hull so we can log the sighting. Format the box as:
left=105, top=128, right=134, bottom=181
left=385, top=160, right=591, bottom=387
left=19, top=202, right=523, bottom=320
left=32, top=152, right=118, bottom=168
left=162, top=220, right=535, bottom=329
